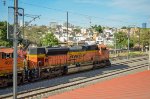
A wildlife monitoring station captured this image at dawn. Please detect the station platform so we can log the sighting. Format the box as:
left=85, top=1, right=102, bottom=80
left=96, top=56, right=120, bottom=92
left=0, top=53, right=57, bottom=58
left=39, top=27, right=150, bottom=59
left=45, top=70, right=150, bottom=99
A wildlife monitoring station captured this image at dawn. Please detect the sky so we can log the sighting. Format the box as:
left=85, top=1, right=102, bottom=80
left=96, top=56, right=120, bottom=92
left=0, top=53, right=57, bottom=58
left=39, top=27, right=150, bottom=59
left=0, top=0, right=150, bottom=28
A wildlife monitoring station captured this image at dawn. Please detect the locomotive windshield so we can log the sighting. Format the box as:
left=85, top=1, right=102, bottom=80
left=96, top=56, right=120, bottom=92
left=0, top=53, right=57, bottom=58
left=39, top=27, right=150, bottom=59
left=101, top=47, right=106, bottom=50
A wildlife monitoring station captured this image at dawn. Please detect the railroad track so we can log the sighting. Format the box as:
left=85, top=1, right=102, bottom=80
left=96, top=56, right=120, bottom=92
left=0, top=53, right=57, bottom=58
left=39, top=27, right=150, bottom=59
left=0, top=56, right=149, bottom=99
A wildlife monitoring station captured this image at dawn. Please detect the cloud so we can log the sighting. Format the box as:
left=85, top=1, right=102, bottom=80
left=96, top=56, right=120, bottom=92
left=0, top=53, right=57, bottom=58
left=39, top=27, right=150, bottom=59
left=74, top=0, right=150, bottom=15
left=110, top=0, right=150, bottom=13
left=107, top=14, right=132, bottom=22
left=103, top=15, right=134, bottom=26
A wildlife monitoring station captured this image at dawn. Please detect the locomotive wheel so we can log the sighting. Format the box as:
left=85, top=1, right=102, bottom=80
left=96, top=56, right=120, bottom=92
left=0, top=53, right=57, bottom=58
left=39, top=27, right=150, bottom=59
left=106, top=60, right=111, bottom=67
left=93, top=61, right=98, bottom=69
left=0, top=79, right=8, bottom=87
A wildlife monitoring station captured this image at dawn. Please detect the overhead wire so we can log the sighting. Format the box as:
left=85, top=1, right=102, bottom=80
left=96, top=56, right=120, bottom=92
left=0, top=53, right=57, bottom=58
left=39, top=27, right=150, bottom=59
left=18, top=1, right=132, bottom=24
left=7, top=0, right=143, bottom=27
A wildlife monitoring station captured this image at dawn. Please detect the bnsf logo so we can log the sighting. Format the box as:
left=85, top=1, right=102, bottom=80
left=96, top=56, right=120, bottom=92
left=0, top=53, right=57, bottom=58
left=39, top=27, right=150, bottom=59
left=69, top=54, right=85, bottom=59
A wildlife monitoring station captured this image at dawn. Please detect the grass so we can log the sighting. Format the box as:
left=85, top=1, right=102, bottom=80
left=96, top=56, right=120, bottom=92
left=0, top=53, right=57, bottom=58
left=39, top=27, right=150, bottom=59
left=110, top=51, right=147, bottom=58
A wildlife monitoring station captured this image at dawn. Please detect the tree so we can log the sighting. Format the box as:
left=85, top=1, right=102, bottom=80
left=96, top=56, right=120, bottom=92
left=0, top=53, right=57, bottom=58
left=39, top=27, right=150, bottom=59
left=24, top=25, right=49, bottom=46
left=73, top=28, right=81, bottom=36
left=91, top=25, right=103, bottom=34
left=0, top=21, right=13, bottom=47
left=140, top=28, right=150, bottom=48
left=114, top=32, right=127, bottom=49
left=40, top=32, right=59, bottom=46
left=73, top=28, right=81, bottom=33
left=121, top=26, right=127, bottom=29
left=114, top=31, right=134, bottom=49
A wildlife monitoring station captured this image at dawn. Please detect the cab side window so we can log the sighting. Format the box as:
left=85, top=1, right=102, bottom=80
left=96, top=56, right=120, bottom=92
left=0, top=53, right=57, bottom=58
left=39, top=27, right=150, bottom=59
left=101, top=47, right=106, bottom=50
left=0, top=52, right=2, bottom=59
left=6, top=53, right=11, bottom=58
left=2, top=53, right=6, bottom=59
left=2, top=53, right=13, bottom=59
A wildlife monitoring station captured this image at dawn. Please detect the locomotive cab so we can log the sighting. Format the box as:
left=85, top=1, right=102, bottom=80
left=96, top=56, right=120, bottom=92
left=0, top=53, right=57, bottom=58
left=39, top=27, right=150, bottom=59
left=0, top=48, right=13, bottom=59
left=0, top=48, right=14, bottom=76
left=98, top=44, right=111, bottom=66
left=0, top=52, right=2, bottom=59
left=98, top=44, right=107, bottom=54
left=27, top=47, right=46, bottom=69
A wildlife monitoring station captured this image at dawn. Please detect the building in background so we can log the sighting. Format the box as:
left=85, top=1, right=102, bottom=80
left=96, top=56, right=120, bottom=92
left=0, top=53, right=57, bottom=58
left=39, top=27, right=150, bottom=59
left=142, top=23, right=147, bottom=28
left=50, top=22, right=58, bottom=28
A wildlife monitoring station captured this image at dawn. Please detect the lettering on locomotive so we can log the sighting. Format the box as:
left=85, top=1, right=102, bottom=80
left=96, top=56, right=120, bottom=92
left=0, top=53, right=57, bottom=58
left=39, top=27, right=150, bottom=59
left=69, top=53, right=85, bottom=60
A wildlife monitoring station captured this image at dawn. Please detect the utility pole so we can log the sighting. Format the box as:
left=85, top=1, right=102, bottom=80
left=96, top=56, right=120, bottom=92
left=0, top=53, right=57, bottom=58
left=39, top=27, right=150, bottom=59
left=147, top=19, right=150, bottom=70
left=22, top=9, right=24, bottom=39
left=115, top=36, right=117, bottom=57
left=127, top=27, right=130, bottom=60
left=139, top=28, right=140, bottom=51
left=89, top=17, right=92, bottom=41
left=89, top=17, right=91, bottom=27
left=67, top=11, right=68, bottom=45
left=13, top=0, right=18, bottom=98
left=114, top=28, right=117, bottom=57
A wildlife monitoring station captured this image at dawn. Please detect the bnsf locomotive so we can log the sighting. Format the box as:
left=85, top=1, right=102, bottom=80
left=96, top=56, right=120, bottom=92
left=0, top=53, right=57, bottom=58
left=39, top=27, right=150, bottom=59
left=0, top=44, right=111, bottom=87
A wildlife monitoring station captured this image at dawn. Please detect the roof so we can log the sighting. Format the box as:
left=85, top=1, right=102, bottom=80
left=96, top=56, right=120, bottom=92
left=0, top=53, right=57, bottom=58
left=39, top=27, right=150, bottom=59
left=0, top=48, right=13, bottom=53
left=46, top=70, right=150, bottom=99
left=0, top=48, right=27, bottom=57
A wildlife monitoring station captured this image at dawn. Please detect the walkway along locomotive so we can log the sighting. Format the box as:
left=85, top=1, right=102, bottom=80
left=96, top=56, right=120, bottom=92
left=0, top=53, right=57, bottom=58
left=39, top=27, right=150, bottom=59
left=0, top=44, right=111, bottom=87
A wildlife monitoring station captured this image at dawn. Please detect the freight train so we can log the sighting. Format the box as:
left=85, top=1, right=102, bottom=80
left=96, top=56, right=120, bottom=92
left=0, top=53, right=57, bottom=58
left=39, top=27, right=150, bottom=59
left=0, top=44, right=111, bottom=87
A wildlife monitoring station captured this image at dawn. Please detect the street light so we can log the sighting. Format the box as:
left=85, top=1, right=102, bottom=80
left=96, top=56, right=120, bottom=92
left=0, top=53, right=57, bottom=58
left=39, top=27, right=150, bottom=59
left=114, top=28, right=118, bottom=57
left=115, top=37, right=117, bottom=57
left=127, top=27, right=130, bottom=60
left=127, top=25, right=136, bottom=59
left=138, top=29, right=141, bottom=51
left=148, top=39, right=150, bottom=70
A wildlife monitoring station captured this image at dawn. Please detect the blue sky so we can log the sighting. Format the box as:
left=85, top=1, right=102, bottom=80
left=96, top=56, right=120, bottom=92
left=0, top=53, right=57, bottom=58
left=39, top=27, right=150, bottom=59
left=0, top=0, right=150, bottom=28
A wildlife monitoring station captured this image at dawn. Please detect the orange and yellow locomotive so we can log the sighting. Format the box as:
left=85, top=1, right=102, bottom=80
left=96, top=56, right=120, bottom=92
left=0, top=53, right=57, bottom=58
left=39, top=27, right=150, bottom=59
left=0, top=44, right=111, bottom=87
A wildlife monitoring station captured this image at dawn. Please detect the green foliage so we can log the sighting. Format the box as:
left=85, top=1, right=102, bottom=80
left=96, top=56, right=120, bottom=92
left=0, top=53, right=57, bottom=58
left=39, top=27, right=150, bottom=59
left=114, top=32, right=127, bottom=49
left=40, top=32, right=59, bottom=46
left=106, top=44, right=115, bottom=49
left=73, top=28, right=81, bottom=36
left=114, top=31, right=134, bottom=49
left=129, top=39, right=134, bottom=48
left=131, top=35, right=138, bottom=45
left=91, top=25, right=103, bottom=34
left=24, top=26, right=49, bottom=46
left=129, top=51, right=146, bottom=57
left=73, top=28, right=81, bottom=33
left=0, top=21, right=13, bottom=47
left=121, top=26, right=127, bottom=29
left=140, top=28, right=150, bottom=47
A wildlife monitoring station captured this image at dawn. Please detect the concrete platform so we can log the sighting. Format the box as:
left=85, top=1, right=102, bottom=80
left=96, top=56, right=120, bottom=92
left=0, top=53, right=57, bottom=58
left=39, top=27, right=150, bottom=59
left=45, top=70, right=150, bottom=99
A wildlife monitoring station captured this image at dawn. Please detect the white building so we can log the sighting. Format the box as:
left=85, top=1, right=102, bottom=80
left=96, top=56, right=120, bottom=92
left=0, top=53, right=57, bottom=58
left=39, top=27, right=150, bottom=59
left=49, top=22, right=58, bottom=28
left=95, top=28, right=115, bottom=45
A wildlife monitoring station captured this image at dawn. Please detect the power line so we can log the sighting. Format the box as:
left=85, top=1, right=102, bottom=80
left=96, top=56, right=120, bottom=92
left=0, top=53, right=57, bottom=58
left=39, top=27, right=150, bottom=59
left=24, top=14, right=41, bottom=18
left=7, top=0, right=150, bottom=27
left=18, top=1, right=133, bottom=24
left=20, top=1, right=66, bottom=13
